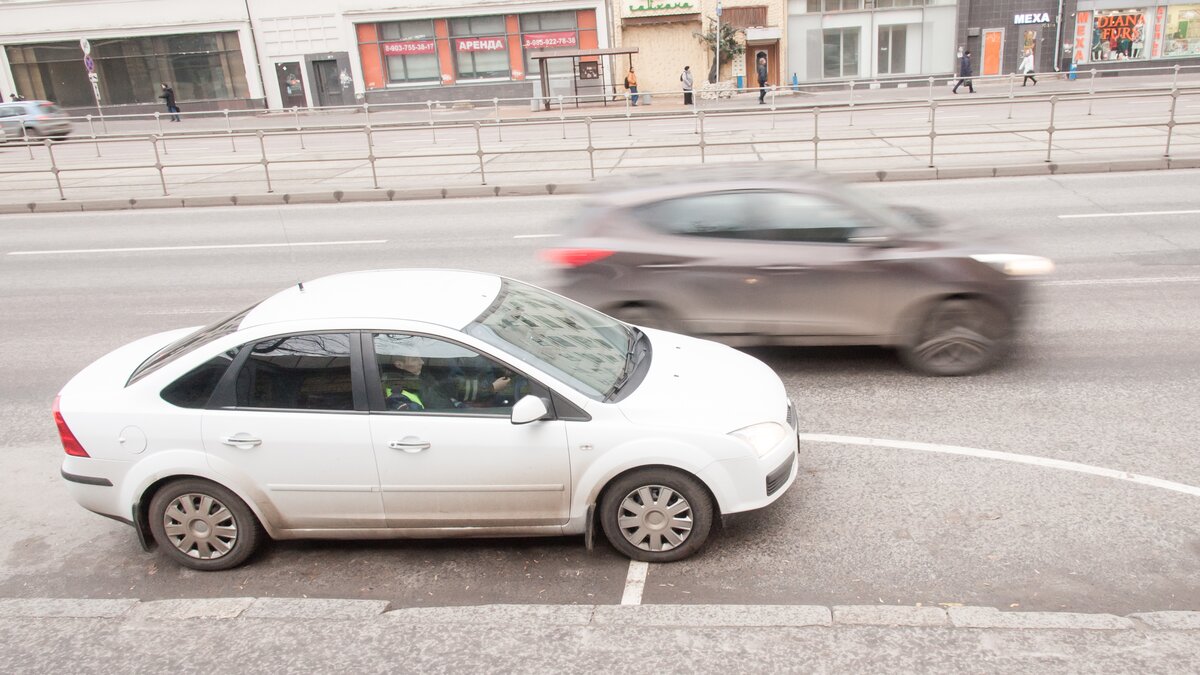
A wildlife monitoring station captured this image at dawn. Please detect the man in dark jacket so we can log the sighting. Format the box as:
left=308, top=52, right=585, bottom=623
left=757, top=56, right=769, bottom=104
left=159, top=83, right=181, bottom=122
left=952, top=51, right=974, bottom=94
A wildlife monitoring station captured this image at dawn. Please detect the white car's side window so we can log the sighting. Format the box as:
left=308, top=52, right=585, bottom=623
left=373, top=333, right=525, bottom=415
left=234, top=333, right=355, bottom=411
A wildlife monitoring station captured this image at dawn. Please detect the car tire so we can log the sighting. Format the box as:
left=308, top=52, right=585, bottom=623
left=901, top=298, right=1010, bottom=376
left=612, top=303, right=681, bottom=333
left=599, top=468, right=713, bottom=563
left=148, top=479, right=262, bottom=571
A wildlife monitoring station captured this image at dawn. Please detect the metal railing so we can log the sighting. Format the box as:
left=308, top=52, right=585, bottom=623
left=2, top=71, right=1198, bottom=202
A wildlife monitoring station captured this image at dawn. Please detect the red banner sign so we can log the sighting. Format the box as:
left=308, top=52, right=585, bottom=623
left=382, top=40, right=435, bottom=56
left=522, top=31, right=577, bottom=50
left=1073, top=11, right=1091, bottom=63
left=455, top=37, right=506, bottom=52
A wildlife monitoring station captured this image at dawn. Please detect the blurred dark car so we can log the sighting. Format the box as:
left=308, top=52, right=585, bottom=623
left=0, top=100, right=72, bottom=139
left=542, top=168, right=1054, bottom=376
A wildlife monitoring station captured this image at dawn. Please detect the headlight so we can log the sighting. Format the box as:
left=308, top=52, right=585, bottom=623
left=729, top=422, right=788, bottom=458
left=970, top=254, right=1055, bottom=276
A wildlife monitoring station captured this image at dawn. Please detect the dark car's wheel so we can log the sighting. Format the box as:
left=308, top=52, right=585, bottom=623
left=599, top=469, right=713, bottom=562
left=612, top=304, right=680, bottom=333
left=148, top=479, right=262, bottom=571
left=901, top=298, right=1011, bottom=376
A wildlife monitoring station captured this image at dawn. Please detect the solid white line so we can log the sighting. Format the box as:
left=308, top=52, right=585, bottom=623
left=1058, top=209, right=1200, bottom=219
left=513, top=233, right=559, bottom=239
left=1042, top=276, right=1200, bottom=287
left=7, top=239, right=387, bottom=256
left=798, top=433, right=1200, bottom=499
left=621, top=560, right=649, bottom=606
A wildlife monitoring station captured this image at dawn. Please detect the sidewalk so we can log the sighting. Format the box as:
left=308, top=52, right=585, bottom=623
left=1, top=599, right=1197, bottom=672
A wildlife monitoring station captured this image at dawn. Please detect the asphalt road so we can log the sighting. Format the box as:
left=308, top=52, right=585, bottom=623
left=0, top=170, right=1197, bottom=615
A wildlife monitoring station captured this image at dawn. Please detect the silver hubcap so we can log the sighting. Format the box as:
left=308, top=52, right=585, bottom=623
left=163, top=493, right=238, bottom=560
left=617, top=485, right=693, bottom=552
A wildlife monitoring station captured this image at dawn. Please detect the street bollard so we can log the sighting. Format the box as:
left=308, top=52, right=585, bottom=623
left=1045, top=96, right=1058, bottom=163
left=45, top=139, right=65, bottom=200
left=927, top=100, right=937, bottom=168
left=257, top=130, right=273, bottom=193
left=474, top=121, right=487, bottom=185
left=585, top=117, right=595, bottom=180
left=86, top=115, right=100, bottom=157
left=150, top=135, right=168, bottom=196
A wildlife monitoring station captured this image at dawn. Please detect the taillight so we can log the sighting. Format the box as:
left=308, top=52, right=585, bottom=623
left=52, top=395, right=89, bottom=457
left=540, top=248, right=614, bottom=268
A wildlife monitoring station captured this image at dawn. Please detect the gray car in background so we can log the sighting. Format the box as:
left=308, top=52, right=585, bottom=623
left=543, top=167, right=1055, bottom=376
left=0, top=100, right=72, bottom=139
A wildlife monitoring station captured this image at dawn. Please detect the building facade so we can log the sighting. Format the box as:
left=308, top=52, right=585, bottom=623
left=787, top=0, right=959, bottom=85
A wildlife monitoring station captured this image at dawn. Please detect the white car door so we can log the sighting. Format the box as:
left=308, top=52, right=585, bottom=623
left=202, top=332, right=384, bottom=530
left=366, top=332, right=572, bottom=528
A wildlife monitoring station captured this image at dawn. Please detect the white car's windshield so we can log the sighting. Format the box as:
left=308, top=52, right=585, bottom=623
left=465, top=278, right=632, bottom=400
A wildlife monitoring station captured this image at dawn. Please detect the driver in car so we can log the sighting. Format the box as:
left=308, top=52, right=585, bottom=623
left=383, top=354, right=513, bottom=411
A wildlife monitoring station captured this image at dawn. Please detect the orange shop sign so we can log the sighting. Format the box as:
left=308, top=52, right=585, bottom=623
left=1096, top=12, right=1145, bottom=42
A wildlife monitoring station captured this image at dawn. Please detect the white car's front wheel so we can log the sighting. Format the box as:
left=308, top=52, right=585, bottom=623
left=600, top=469, right=713, bottom=562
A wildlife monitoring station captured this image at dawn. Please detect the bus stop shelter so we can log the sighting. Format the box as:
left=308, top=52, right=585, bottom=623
left=532, top=47, right=639, bottom=111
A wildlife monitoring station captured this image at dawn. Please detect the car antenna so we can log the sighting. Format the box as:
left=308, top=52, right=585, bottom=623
left=275, top=208, right=305, bottom=292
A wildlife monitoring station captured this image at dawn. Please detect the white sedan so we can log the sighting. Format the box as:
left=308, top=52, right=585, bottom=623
left=57, top=270, right=798, bottom=570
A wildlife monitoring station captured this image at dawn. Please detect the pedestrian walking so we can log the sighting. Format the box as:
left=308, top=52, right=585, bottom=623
left=681, top=65, right=694, bottom=105
left=756, top=56, right=769, bottom=104
left=159, top=83, right=181, bottom=122
left=8, top=92, right=24, bottom=102
left=952, top=51, right=974, bottom=94
left=624, top=69, right=639, bottom=106
left=1019, top=50, right=1037, bottom=86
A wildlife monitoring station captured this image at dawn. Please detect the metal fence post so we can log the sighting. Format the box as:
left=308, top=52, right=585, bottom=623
left=585, top=116, right=595, bottom=181
left=151, top=135, right=168, bottom=196
left=813, top=106, right=821, bottom=171
left=493, top=97, right=503, bottom=142
left=697, top=110, right=706, bottom=164
left=474, top=121, right=487, bottom=185
left=293, top=106, right=305, bottom=150
left=771, top=87, right=778, bottom=130
left=1173, top=63, right=1180, bottom=89
left=1165, top=87, right=1179, bottom=158
left=21, top=123, right=34, bottom=160
left=224, top=110, right=236, bottom=152
left=86, top=114, right=100, bottom=157
left=1007, top=73, right=1016, bottom=119
left=363, top=101, right=371, bottom=128
left=258, top=130, right=273, bottom=193
left=927, top=76, right=936, bottom=123
left=1045, top=95, right=1058, bottom=163
left=1087, top=70, right=1097, bottom=115
left=44, top=139, right=65, bottom=200
left=848, top=81, right=856, bottom=127
left=626, top=93, right=632, bottom=136
left=366, top=125, right=379, bottom=189
left=558, top=95, right=565, bottom=140
left=155, top=112, right=167, bottom=154
left=427, top=100, right=437, bottom=144
left=927, top=100, right=937, bottom=168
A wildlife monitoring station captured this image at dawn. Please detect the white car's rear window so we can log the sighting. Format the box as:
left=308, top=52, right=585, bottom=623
left=126, top=304, right=257, bottom=386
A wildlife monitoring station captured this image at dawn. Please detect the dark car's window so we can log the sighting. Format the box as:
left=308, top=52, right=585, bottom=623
left=755, top=191, right=871, bottom=243
left=634, top=190, right=871, bottom=243
left=127, top=303, right=258, bottom=386
left=160, top=349, right=239, bottom=408
left=632, top=192, right=752, bottom=236
left=0, top=106, right=18, bottom=118
left=235, top=333, right=355, bottom=411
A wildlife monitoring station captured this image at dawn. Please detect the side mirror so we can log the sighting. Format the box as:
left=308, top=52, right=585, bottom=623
left=510, top=395, right=551, bottom=425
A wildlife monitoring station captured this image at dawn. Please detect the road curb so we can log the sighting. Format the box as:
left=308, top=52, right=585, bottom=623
left=0, top=599, right=1196, bottom=631
left=0, top=160, right=1194, bottom=215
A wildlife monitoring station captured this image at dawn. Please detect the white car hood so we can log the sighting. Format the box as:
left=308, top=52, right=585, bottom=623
left=615, top=328, right=789, bottom=433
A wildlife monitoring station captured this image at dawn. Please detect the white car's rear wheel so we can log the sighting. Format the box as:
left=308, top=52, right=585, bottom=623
left=600, top=469, right=713, bottom=562
left=148, top=479, right=262, bottom=571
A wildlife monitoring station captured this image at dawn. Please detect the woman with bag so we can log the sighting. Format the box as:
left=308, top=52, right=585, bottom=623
left=1019, top=50, right=1037, bottom=86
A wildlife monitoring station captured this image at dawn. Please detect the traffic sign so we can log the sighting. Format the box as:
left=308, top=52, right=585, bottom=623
left=80, top=38, right=91, bottom=55
left=88, top=72, right=99, bottom=83
left=84, top=55, right=95, bottom=72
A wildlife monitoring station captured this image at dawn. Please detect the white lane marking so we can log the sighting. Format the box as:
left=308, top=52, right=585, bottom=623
left=1042, top=276, right=1200, bottom=287
left=7, top=239, right=386, bottom=256
left=1059, top=209, right=1200, bottom=219
left=513, top=233, right=559, bottom=239
left=798, top=433, right=1200, bottom=499
left=621, top=560, right=649, bottom=606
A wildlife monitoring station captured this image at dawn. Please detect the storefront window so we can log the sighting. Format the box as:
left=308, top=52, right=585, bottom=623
left=1164, top=5, right=1200, bottom=57
left=379, top=20, right=439, bottom=83
left=823, top=27, right=859, bottom=78
left=520, top=11, right=579, bottom=78
left=6, top=31, right=248, bottom=108
left=878, top=25, right=906, bottom=74
left=449, top=15, right=509, bottom=80
left=1090, top=8, right=1149, bottom=62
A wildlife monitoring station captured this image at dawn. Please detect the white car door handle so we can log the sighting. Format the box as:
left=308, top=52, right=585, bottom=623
left=220, top=435, right=262, bottom=448
left=389, top=440, right=431, bottom=453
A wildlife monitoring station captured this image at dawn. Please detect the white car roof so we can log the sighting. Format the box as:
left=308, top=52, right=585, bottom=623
left=240, top=269, right=502, bottom=330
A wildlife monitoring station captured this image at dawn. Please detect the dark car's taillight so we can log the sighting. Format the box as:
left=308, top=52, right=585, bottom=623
left=540, top=248, right=614, bottom=268
left=53, top=395, right=89, bottom=457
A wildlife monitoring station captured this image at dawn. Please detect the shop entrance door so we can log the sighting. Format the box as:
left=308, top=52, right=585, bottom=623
left=982, top=29, right=1004, bottom=76
left=312, top=60, right=343, bottom=108
left=275, top=62, right=307, bottom=109
left=745, top=44, right=779, bottom=90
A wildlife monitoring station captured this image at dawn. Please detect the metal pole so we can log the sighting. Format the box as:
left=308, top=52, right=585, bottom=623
left=927, top=76, right=935, bottom=123
left=86, top=115, right=100, bottom=157
left=364, top=102, right=371, bottom=128
left=258, top=130, right=273, bottom=193
left=427, top=100, right=437, bottom=144
left=813, top=106, right=821, bottom=171
left=474, top=121, right=487, bottom=185
left=1007, top=73, right=1016, bottom=119
left=586, top=116, right=595, bottom=181
left=22, top=123, right=33, bottom=160
left=493, top=97, right=503, bottom=142
left=626, top=92, right=632, bottom=136
left=151, top=135, right=168, bottom=196
left=1045, top=96, right=1057, bottom=163
left=293, top=106, right=305, bottom=150
left=698, top=110, right=706, bottom=164
left=1165, top=87, right=1179, bottom=158
left=928, top=100, right=937, bottom=168
left=558, top=95, right=565, bottom=140
left=1087, top=70, right=1097, bottom=115
left=848, top=81, right=856, bottom=127
left=155, top=112, right=167, bottom=155
left=771, top=86, right=778, bottom=130
left=225, top=110, right=236, bottom=152
left=45, top=139, right=65, bottom=200
left=1173, top=63, right=1181, bottom=89
left=366, top=125, right=379, bottom=189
